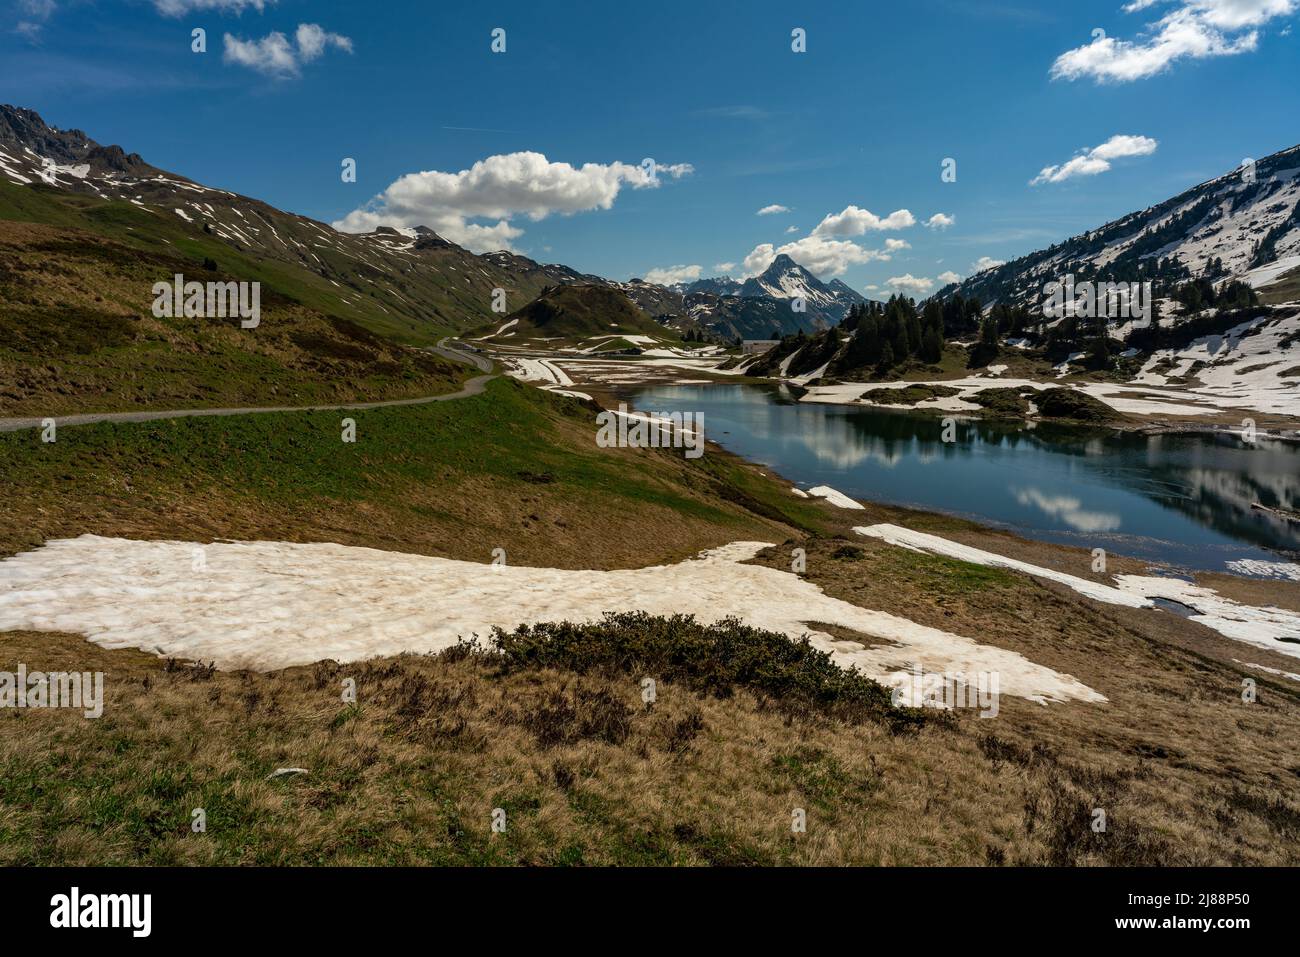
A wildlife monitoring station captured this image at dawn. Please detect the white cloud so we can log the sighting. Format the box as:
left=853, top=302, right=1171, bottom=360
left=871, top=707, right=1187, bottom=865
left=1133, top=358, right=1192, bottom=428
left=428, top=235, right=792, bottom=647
left=712, top=262, right=736, bottom=273
left=742, top=244, right=777, bottom=277
left=223, top=23, right=351, bottom=77
left=784, top=225, right=799, bottom=233
left=971, top=256, right=1005, bottom=273
left=1030, top=134, right=1158, bottom=185
left=23, top=1, right=279, bottom=37
left=938, top=270, right=963, bottom=284
left=811, top=205, right=916, bottom=237
left=885, top=274, right=935, bottom=295
left=756, top=204, right=789, bottom=215
left=224, top=31, right=296, bottom=74
left=295, top=23, right=351, bottom=59
left=781, top=236, right=892, bottom=276
left=453, top=221, right=527, bottom=251
left=733, top=203, right=918, bottom=280
left=1050, top=0, right=1296, bottom=83
left=644, top=264, right=703, bottom=286
left=926, top=212, right=955, bottom=229
left=15, top=0, right=55, bottom=38
left=334, top=151, right=692, bottom=254
left=156, top=0, right=272, bottom=14
left=740, top=235, right=894, bottom=279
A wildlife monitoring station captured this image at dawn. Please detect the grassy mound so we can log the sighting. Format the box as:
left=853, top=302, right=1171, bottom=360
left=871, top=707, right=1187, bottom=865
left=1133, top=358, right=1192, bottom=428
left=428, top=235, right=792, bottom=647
left=0, top=623, right=910, bottom=866
left=860, top=384, right=961, bottom=406
left=1034, top=387, right=1122, bottom=422
left=969, top=387, right=1037, bottom=417
left=471, top=284, right=678, bottom=347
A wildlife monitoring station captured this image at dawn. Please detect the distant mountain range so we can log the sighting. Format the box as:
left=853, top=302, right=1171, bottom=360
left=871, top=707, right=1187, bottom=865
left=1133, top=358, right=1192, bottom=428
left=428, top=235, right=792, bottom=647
left=0, top=104, right=867, bottom=344
left=13, top=103, right=1289, bottom=351
left=605, top=255, right=874, bottom=340
left=683, top=255, right=871, bottom=337
left=941, top=143, right=1300, bottom=311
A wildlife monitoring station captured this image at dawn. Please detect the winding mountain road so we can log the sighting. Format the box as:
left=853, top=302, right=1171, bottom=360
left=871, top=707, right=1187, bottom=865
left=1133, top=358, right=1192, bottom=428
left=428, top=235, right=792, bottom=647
left=0, top=338, right=496, bottom=433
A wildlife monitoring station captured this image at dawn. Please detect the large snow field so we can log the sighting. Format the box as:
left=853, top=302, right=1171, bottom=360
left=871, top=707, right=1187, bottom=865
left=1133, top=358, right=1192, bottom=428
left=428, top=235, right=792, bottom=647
left=0, top=535, right=1103, bottom=706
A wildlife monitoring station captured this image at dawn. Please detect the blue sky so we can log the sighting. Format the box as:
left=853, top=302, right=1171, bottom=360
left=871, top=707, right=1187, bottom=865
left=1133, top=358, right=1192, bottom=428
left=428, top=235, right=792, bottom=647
left=4, top=0, right=1298, bottom=296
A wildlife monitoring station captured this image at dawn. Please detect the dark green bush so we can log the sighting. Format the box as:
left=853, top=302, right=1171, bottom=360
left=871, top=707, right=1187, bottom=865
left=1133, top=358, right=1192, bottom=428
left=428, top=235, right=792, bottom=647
left=479, top=612, right=930, bottom=733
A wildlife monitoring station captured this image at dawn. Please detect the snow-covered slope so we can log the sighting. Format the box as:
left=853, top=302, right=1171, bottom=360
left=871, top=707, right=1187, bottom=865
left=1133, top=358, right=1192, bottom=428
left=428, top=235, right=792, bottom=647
left=1131, top=308, right=1300, bottom=418
left=740, top=254, right=867, bottom=316
left=946, top=144, right=1300, bottom=311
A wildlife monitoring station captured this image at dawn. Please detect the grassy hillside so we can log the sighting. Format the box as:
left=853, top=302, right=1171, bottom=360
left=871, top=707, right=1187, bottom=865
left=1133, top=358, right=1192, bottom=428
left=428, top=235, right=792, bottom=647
left=0, top=376, right=827, bottom=565
left=6, top=603, right=1293, bottom=865
left=0, top=178, right=561, bottom=346
left=2, top=378, right=1299, bottom=865
left=0, top=218, right=469, bottom=416
left=0, top=181, right=396, bottom=335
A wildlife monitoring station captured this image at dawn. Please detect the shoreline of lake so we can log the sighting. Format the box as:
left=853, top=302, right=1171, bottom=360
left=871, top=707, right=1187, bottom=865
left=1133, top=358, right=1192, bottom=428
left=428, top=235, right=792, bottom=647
left=624, top=380, right=1300, bottom=576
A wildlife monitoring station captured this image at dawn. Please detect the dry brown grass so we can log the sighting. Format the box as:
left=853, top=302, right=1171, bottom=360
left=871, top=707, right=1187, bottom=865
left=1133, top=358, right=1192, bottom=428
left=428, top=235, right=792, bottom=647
left=4, top=588, right=1297, bottom=866
left=749, top=532, right=1300, bottom=865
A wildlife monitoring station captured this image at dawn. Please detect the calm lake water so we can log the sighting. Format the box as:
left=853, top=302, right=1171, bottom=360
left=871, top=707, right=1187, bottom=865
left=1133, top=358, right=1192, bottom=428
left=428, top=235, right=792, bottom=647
left=632, top=382, right=1300, bottom=572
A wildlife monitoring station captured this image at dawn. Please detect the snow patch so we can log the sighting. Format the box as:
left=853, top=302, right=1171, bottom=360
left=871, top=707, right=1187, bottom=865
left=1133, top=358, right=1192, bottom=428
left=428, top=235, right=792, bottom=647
left=0, top=535, right=1102, bottom=704
left=807, top=486, right=865, bottom=510
left=856, top=524, right=1300, bottom=658
left=1226, top=559, right=1300, bottom=582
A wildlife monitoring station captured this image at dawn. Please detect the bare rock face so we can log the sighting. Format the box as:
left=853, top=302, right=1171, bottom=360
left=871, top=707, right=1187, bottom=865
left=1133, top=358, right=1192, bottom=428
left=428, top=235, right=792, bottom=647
left=0, top=104, right=163, bottom=182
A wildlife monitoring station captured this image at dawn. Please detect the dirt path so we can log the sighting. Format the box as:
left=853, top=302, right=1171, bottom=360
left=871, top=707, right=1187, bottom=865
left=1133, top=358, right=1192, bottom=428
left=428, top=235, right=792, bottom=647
left=0, top=339, right=497, bottom=433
